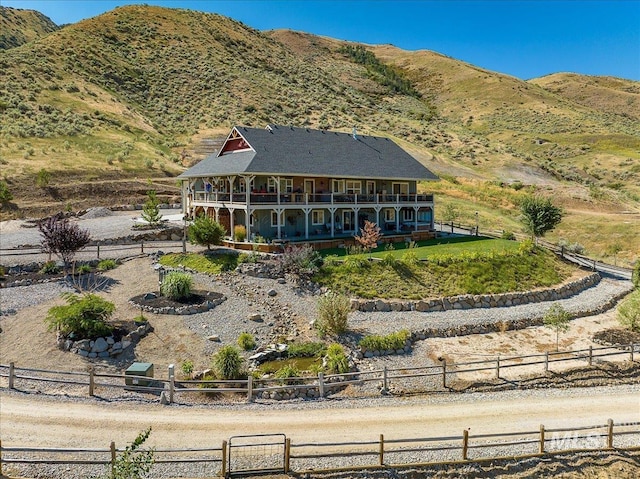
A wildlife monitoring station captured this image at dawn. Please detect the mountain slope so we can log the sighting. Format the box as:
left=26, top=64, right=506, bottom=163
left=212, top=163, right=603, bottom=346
left=0, top=6, right=58, bottom=49
left=0, top=5, right=638, bottom=264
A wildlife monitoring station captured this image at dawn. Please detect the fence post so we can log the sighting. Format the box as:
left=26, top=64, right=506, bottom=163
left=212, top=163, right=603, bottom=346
left=442, top=359, right=447, bottom=388
left=284, top=438, right=291, bottom=473
left=141, top=241, right=144, bottom=253
left=545, top=352, right=549, bottom=372
left=247, top=375, right=253, bottom=402
left=97, top=243, right=100, bottom=259
left=168, top=364, right=175, bottom=405
left=631, top=343, right=634, bottom=362
left=8, top=362, right=14, bottom=389
left=382, top=366, right=388, bottom=394
left=0, top=439, right=3, bottom=475
left=89, top=367, right=95, bottom=396
left=318, top=372, right=325, bottom=398
left=221, top=440, right=227, bottom=477
left=607, top=419, right=614, bottom=449
left=495, top=356, right=500, bottom=379
left=379, top=434, right=384, bottom=465
left=110, top=441, right=116, bottom=476
left=588, top=346, right=593, bottom=366
left=539, top=424, right=545, bottom=454
left=462, top=429, right=469, bottom=460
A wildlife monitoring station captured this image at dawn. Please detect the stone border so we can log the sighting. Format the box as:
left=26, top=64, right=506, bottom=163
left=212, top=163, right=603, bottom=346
left=351, top=273, right=601, bottom=313
left=128, top=292, right=226, bottom=315
left=57, top=322, right=152, bottom=358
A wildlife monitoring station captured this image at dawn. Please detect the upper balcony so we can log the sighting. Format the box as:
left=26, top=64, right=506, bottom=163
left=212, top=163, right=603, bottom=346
left=192, top=191, right=434, bottom=207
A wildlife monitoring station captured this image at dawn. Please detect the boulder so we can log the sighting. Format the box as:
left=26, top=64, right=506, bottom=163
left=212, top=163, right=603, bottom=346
left=91, top=337, right=109, bottom=353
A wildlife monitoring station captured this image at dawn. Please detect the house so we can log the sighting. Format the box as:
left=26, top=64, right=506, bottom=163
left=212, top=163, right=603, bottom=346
left=178, top=124, right=438, bottom=245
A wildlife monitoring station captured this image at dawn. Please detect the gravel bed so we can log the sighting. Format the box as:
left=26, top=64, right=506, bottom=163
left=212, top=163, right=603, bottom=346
left=0, top=280, right=74, bottom=316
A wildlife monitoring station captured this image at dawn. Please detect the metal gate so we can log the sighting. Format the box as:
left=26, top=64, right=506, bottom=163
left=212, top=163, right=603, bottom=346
left=226, top=433, right=288, bottom=477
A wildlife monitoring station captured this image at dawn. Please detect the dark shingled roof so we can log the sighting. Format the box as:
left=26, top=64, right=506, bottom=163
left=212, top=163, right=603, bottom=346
left=179, top=125, right=438, bottom=181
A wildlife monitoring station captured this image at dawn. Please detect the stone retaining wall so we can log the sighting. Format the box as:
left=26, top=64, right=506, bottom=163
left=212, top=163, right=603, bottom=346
left=57, top=322, right=152, bottom=358
left=351, top=273, right=601, bottom=313
left=90, top=226, right=184, bottom=246
left=128, top=293, right=226, bottom=315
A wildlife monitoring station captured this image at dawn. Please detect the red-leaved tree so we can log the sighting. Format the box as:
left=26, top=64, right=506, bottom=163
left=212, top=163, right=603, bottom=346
left=38, top=216, right=91, bottom=274
left=354, top=220, right=382, bottom=258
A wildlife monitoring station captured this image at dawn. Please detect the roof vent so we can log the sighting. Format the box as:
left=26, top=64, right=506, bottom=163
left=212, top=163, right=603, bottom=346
left=352, top=126, right=357, bottom=140
left=265, top=125, right=273, bottom=133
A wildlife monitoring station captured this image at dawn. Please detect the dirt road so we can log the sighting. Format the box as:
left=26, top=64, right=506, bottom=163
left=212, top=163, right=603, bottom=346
left=1, top=387, right=638, bottom=450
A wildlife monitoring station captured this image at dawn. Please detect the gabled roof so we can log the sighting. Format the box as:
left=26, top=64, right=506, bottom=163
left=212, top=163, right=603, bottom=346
left=178, top=124, right=438, bottom=181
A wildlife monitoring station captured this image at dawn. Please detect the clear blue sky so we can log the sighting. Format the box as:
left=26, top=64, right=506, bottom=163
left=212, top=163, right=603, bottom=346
left=3, top=0, right=639, bottom=80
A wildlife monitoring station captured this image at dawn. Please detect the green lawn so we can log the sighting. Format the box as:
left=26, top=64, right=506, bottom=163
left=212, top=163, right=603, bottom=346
left=320, top=236, right=520, bottom=260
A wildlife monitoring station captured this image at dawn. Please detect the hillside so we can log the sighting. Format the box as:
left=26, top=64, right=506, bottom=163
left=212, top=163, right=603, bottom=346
left=0, top=5, right=638, bottom=264
left=0, top=6, right=58, bottom=49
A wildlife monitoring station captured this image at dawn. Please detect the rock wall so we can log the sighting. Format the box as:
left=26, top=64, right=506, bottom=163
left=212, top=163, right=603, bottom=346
left=57, top=322, right=152, bottom=358
left=351, top=273, right=601, bottom=313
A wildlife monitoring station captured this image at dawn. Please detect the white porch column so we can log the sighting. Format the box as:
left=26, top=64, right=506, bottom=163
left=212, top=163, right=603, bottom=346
left=328, top=207, right=337, bottom=237
left=374, top=206, right=382, bottom=228
left=243, top=175, right=255, bottom=242
left=302, top=207, right=312, bottom=239
left=413, top=206, right=420, bottom=232
left=394, top=206, right=402, bottom=232
left=229, top=208, right=235, bottom=240
left=213, top=207, right=220, bottom=223
left=246, top=208, right=253, bottom=242
left=273, top=208, right=284, bottom=239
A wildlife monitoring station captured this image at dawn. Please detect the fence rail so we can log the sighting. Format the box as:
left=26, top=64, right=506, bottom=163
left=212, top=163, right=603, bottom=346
left=2, top=420, right=637, bottom=477
left=1, top=343, right=636, bottom=404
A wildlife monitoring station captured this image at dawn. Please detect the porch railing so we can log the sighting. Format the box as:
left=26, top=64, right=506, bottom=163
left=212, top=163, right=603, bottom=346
left=192, top=192, right=434, bottom=206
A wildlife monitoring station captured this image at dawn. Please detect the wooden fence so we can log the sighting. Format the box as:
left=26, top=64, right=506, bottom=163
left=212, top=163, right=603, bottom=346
left=1, top=420, right=638, bottom=477
left=1, top=343, right=636, bottom=403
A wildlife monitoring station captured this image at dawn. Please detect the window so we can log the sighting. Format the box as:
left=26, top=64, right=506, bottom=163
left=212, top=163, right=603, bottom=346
left=392, top=182, right=409, bottom=195
left=282, top=178, right=293, bottom=193
left=346, top=180, right=361, bottom=194
left=271, top=211, right=282, bottom=227
left=267, top=178, right=276, bottom=193
left=332, top=179, right=345, bottom=193
left=249, top=214, right=254, bottom=227
left=418, top=210, right=432, bottom=222
left=402, top=209, right=414, bottom=222
left=311, top=210, right=324, bottom=225
left=384, top=209, right=395, bottom=222
left=366, top=181, right=376, bottom=195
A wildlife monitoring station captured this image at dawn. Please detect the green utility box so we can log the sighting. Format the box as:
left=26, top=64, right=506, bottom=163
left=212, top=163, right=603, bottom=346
left=125, top=362, right=154, bottom=387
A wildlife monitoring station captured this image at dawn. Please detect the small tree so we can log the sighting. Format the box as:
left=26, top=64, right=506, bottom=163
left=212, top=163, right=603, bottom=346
left=519, top=195, right=563, bottom=241
left=188, top=214, right=226, bottom=250
left=631, top=262, right=639, bottom=289
left=543, top=303, right=571, bottom=351
left=212, top=345, right=244, bottom=380
left=36, top=168, right=51, bottom=188
left=354, top=220, right=382, bottom=258
left=618, top=290, right=640, bottom=332
left=109, top=427, right=155, bottom=479
left=141, top=190, right=162, bottom=226
left=316, top=292, right=351, bottom=336
left=38, top=216, right=91, bottom=274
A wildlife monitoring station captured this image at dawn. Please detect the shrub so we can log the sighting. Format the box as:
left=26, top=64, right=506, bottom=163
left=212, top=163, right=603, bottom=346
left=109, top=427, right=155, bottom=479
left=233, top=225, right=246, bottom=242
left=40, top=260, right=59, bottom=274
left=632, top=262, right=639, bottom=289
left=36, top=168, right=51, bottom=188
left=76, top=264, right=91, bottom=274
left=324, top=343, right=349, bottom=374
left=359, top=330, right=410, bottom=352
left=0, top=180, right=12, bottom=204
left=543, top=303, right=571, bottom=351
left=381, top=252, right=397, bottom=266
left=402, top=250, right=419, bottom=265
left=287, top=342, right=326, bottom=358
left=188, top=214, right=226, bottom=249
left=316, top=292, right=351, bottom=336
left=45, top=292, right=115, bottom=340
left=618, top=290, right=640, bottom=332
left=343, top=255, right=368, bottom=270
left=97, top=259, right=117, bottom=271
left=141, top=190, right=162, bottom=226
left=38, top=216, right=91, bottom=274
left=211, top=345, right=244, bottom=380
left=274, top=364, right=301, bottom=384
left=278, top=244, right=323, bottom=274
left=180, top=360, right=194, bottom=378
left=501, top=230, right=516, bottom=241
left=160, top=271, right=193, bottom=300
left=237, top=332, right=256, bottom=351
